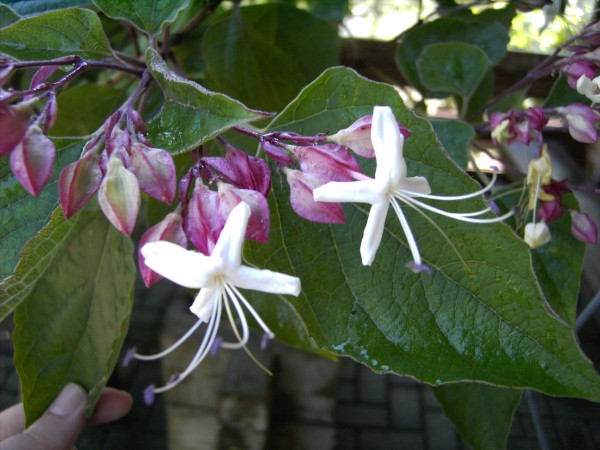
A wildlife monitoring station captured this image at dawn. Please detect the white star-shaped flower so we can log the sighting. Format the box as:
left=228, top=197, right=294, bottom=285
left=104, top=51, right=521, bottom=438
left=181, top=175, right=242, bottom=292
left=135, top=202, right=301, bottom=398
left=314, top=106, right=513, bottom=270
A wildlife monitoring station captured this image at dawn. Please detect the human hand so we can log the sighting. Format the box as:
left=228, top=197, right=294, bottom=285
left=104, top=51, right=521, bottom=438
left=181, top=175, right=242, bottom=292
left=0, top=383, right=132, bottom=450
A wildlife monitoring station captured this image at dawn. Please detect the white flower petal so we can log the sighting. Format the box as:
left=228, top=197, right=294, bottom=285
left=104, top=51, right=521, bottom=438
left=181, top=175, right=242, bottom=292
left=211, top=201, right=250, bottom=273
left=372, top=106, right=406, bottom=185
left=190, top=286, right=219, bottom=322
left=524, top=222, right=551, bottom=248
left=141, top=241, right=211, bottom=288
left=229, top=265, right=301, bottom=296
left=314, top=179, right=386, bottom=205
left=396, top=176, right=431, bottom=197
left=360, top=200, right=389, bottom=265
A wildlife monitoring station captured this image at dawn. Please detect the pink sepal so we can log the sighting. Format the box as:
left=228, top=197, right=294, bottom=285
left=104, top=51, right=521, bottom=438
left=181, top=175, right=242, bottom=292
left=218, top=183, right=270, bottom=244
left=9, top=125, right=55, bottom=196
left=59, top=150, right=103, bottom=218
left=285, top=168, right=345, bottom=223
left=184, top=182, right=223, bottom=255
left=129, top=142, right=176, bottom=204
left=571, top=210, right=598, bottom=244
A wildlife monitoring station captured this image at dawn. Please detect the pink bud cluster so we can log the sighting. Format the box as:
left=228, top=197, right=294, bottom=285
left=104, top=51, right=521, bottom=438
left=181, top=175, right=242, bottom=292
left=537, top=179, right=597, bottom=244
left=138, top=143, right=272, bottom=287
left=260, top=115, right=410, bottom=224
left=490, top=106, right=548, bottom=148
left=59, top=108, right=176, bottom=236
left=0, top=65, right=58, bottom=196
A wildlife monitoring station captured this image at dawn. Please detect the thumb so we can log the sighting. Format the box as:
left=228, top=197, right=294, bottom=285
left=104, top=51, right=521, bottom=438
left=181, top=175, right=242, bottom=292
left=0, top=383, right=88, bottom=450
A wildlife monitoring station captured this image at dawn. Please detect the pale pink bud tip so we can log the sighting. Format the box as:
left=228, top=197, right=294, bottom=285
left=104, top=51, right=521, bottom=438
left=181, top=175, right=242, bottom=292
left=9, top=125, right=56, bottom=196
left=405, top=261, right=432, bottom=274
left=143, top=385, right=155, bottom=405
left=571, top=211, right=598, bottom=244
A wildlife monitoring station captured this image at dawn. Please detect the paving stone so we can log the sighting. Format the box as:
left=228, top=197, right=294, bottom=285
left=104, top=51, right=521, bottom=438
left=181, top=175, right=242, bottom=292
left=335, top=403, right=388, bottom=427
left=390, top=386, right=421, bottom=429
left=422, top=387, right=439, bottom=409
left=336, top=380, right=355, bottom=402
left=358, top=429, right=423, bottom=450
left=424, top=411, right=459, bottom=450
left=168, top=404, right=221, bottom=450
left=554, top=418, right=596, bottom=449
left=334, top=426, right=356, bottom=450
left=357, top=365, right=387, bottom=403
left=269, top=422, right=335, bottom=450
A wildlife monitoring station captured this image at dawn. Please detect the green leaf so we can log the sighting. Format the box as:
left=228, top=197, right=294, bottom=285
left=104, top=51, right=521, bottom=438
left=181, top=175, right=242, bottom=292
left=430, top=119, right=473, bottom=168
left=544, top=74, right=590, bottom=109
left=146, top=47, right=265, bottom=154
left=252, top=67, right=600, bottom=401
left=531, top=195, right=584, bottom=327
left=395, top=17, right=509, bottom=97
left=13, top=210, right=134, bottom=424
left=202, top=4, right=339, bottom=111
left=0, top=4, right=20, bottom=28
left=1, top=1, right=91, bottom=16
left=432, top=383, right=521, bottom=450
left=0, top=8, right=112, bottom=60
left=0, top=139, right=83, bottom=282
left=50, top=84, right=126, bottom=137
left=418, top=42, right=489, bottom=99
left=93, top=0, right=190, bottom=36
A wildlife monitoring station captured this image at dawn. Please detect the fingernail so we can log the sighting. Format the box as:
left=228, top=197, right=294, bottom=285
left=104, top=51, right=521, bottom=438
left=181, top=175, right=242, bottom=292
left=49, top=383, right=87, bottom=417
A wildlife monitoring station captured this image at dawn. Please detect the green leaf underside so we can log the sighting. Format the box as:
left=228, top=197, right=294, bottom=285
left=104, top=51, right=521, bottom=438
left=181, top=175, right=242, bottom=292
left=1, top=1, right=91, bottom=16
left=531, top=194, right=584, bottom=327
left=430, top=119, right=474, bottom=168
left=432, top=383, right=522, bottom=450
left=13, top=210, right=135, bottom=424
left=93, top=0, right=190, bottom=35
left=418, top=42, right=489, bottom=99
left=50, top=84, right=126, bottom=137
left=202, top=4, right=339, bottom=111
left=0, top=139, right=83, bottom=283
left=0, top=4, right=20, bottom=28
left=252, top=67, right=600, bottom=400
left=395, top=17, right=509, bottom=97
left=146, top=47, right=265, bottom=154
left=0, top=8, right=111, bottom=60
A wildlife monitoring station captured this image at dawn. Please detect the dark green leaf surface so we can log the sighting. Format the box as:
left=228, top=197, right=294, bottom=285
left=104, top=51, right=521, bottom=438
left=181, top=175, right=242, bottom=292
left=13, top=210, right=135, bottom=424
left=146, top=47, right=264, bottom=154
left=531, top=195, right=584, bottom=327
left=430, top=119, right=474, bottom=168
left=93, top=0, right=190, bottom=35
left=50, top=84, right=125, bottom=137
left=418, top=42, right=489, bottom=99
left=202, top=4, right=339, bottom=111
left=0, top=139, right=83, bottom=282
left=432, top=383, right=522, bottom=450
left=1, top=0, right=91, bottom=16
left=395, top=17, right=509, bottom=97
left=248, top=67, right=600, bottom=400
left=0, top=8, right=112, bottom=60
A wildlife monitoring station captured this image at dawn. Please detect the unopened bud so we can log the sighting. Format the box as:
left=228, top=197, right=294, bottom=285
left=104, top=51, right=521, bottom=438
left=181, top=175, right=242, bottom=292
left=9, top=124, right=55, bottom=196
left=129, top=142, right=176, bottom=204
left=570, top=210, right=597, bottom=244
left=59, top=150, right=103, bottom=218
left=556, top=103, right=600, bottom=144
left=218, top=183, right=270, bottom=244
left=524, top=222, right=551, bottom=248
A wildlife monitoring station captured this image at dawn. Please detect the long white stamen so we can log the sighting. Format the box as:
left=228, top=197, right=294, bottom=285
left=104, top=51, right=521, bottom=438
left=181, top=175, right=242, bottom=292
left=398, top=194, right=514, bottom=224
left=229, top=284, right=274, bottom=337
left=389, top=197, right=422, bottom=265
left=401, top=172, right=498, bottom=201
left=221, top=283, right=250, bottom=349
left=134, top=319, right=203, bottom=361
left=153, top=293, right=223, bottom=394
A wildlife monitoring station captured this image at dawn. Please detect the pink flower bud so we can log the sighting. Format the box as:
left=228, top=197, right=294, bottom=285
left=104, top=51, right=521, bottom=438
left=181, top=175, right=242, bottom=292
left=563, top=61, right=597, bottom=89
left=294, top=144, right=361, bottom=181
left=556, top=103, right=600, bottom=144
left=570, top=210, right=597, bottom=244
left=284, top=168, right=345, bottom=224
left=218, top=183, right=270, bottom=244
left=9, top=124, right=56, bottom=196
left=127, top=108, right=147, bottom=135
left=203, top=144, right=271, bottom=197
left=103, top=111, right=122, bottom=140
left=98, top=153, right=141, bottom=236
left=330, top=115, right=411, bottom=158
left=59, top=150, right=103, bottom=218
left=184, top=182, right=223, bottom=255
left=538, top=198, right=563, bottom=223
left=105, top=126, right=131, bottom=162
left=44, top=93, right=58, bottom=133
left=0, top=64, right=13, bottom=86
left=261, top=140, right=296, bottom=165
left=138, top=211, right=187, bottom=287
left=128, top=142, right=176, bottom=204
left=0, top=104, right=31, bottom=156
left=29, top=66, right=59, bottom=91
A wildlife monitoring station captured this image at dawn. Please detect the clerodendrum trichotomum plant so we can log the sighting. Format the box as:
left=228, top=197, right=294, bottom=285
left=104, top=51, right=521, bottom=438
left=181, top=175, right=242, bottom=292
left=0, top=1, right=599, bottom=449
